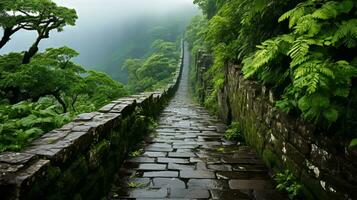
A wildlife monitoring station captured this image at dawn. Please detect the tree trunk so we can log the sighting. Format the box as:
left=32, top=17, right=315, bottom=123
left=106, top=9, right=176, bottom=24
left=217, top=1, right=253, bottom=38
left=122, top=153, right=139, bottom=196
left=0, top=28, right=12, bottom=49
left=52, top=92, right=67, bottom=113
left=71, top=94, right=78, bottom=112
left=22, top=42, right=40, bottom=64
left=22, top=27, right=47, bottom=64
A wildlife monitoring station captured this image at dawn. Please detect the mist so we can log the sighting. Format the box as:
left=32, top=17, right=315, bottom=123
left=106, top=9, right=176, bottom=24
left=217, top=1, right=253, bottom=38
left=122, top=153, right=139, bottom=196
left=0, top=0, right=199, bottom=82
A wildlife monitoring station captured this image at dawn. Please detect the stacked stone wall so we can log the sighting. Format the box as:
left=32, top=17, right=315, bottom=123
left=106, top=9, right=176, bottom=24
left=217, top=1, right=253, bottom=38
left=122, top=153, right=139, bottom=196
left=195, top=54, right=357, bottom=200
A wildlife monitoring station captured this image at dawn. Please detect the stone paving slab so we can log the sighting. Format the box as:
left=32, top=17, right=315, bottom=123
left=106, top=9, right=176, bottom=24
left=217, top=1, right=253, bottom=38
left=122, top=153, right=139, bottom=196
left=180, top=170, right=216, bottom=179
left=138, top=164, right=167, bottom=171
left=143, top=171, right=179, bottom=178
left=152, top=178, right=186, bottom=188
left=107, top=43, right=285, bottom=200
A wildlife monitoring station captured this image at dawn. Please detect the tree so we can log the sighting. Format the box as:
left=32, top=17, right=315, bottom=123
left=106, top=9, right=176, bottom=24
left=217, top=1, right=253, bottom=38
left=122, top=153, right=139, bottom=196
left=0, top=0, right=77, bottom=63
left=0, top=47, right=84, bottom=112
left=83, top=70, right=128, bottom=108
left=123, top=40, right=180, bottom=93
left=193, top=0, right=218, bottom=19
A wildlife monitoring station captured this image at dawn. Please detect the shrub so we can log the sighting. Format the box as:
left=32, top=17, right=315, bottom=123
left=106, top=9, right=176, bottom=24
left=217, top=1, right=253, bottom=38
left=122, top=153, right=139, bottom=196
left=224, top=122, right=244, bottom=141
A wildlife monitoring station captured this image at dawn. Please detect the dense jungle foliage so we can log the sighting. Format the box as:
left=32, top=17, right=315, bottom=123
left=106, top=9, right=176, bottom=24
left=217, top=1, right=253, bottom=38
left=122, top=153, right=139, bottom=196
left=0, top=0, right=180, bottom=152
left=187, top=0, right=357, bottom=139
left=123, top=39, right=181, bottom=93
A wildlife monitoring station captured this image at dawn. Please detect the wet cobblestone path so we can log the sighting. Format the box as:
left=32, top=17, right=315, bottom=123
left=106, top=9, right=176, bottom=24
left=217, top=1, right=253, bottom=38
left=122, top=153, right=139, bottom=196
left=108, top=44, right=285, bottom=199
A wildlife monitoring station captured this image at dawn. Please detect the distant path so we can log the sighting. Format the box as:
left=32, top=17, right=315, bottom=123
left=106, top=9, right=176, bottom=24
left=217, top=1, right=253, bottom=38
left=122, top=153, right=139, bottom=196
left=107, top=43, right=285, bottom=199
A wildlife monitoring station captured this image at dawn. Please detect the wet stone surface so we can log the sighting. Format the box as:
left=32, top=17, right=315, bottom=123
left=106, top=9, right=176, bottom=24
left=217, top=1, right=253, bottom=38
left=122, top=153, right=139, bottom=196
left=107, top=45, right=285, bottom=199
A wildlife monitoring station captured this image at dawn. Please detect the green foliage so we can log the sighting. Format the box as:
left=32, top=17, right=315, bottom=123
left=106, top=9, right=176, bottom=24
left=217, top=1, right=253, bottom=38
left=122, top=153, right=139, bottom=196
left=128, top=149, right=143, bottom=158
left=193, top=0, right=218, bottom=19
left=0, top=0, right=78, bottom=63
left=274, top=170, right=302, bottom=199
left=0, top=101, right=72, bottom=152
left=127, top=182, right=146, bottom=188
left=0, top=1, right=129, bottom=152
left=189, top=0, right=298, bottom=113
left=0, top=46, right=128, bottom=152
left=123, top=39, right=180, bottom=93
left=224, top=122, right=244, bottom=141
left=242, top=0, right=357, bottom=127
left=185, top=15, right=209, bottom=102
left=349, top=138, right=357, bottom=149
left=190, top=0, right=357, bottom=136
left=83, top=70, right=128, bottom=110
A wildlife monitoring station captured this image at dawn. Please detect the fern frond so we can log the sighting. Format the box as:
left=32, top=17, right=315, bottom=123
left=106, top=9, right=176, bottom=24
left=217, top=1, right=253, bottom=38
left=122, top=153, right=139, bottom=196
left=312, top=1, right=353, bottom=20
left=279, top=2, right=306, bottom=28
left=333, top=19, right=357, bottom=47
left=295, top=15, right=321, bottom=36
left=288, top=38, right=310, bottom=62
left=242, top=38, right=281, bottom=77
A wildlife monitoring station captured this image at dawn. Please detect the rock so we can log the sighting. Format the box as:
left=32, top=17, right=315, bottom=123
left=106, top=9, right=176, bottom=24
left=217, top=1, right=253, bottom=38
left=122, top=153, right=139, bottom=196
left=143, top=171, right=178, bottom=178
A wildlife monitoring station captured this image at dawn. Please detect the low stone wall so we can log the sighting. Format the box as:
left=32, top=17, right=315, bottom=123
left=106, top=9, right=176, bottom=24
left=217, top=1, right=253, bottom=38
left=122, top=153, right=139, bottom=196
left=195, top=54, right=357, bottom=200
left=0, top=43, right=184, bottom=200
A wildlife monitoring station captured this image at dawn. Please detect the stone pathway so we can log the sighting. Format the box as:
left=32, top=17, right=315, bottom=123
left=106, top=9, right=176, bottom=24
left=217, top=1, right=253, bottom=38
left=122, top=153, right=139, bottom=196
left=107, top=44, right=285, bottom=199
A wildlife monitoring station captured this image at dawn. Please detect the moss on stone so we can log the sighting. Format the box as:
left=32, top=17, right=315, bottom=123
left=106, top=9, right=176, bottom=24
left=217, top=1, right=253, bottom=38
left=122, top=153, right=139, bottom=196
left=57, top=155, right=88, bottom=193
left=300, top=170, right=330, bottom=200
left=89, top=139, right=110, bottom=169
left=262, top=148, right=282, bottom=172
left=47, top=166, right=61, bottom=181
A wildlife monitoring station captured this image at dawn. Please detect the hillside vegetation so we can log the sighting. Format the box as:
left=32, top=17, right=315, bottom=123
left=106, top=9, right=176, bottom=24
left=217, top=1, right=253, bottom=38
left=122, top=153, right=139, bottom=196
left=187, top=0, right=357, bottom=139
left=0, top=0, right=181, bottom=152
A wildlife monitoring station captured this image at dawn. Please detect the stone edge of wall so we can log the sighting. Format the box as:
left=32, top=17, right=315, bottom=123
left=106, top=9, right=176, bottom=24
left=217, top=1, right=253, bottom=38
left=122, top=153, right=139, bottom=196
left=194, top=52, right=357, bottom=200
left=0, top=41, right=185, bottom=200
left=223, top=64, right=357, bottom=200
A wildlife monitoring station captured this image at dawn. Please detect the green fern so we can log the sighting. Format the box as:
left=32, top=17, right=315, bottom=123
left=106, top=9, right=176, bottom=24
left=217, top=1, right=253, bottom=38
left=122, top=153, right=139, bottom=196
left=242, top=0, right=357, bottom=125
left=243, top=35, right=293, bottom=78
left=312, top=1, right=353, bottom=20
left=333, top=19, right=357, bottom=48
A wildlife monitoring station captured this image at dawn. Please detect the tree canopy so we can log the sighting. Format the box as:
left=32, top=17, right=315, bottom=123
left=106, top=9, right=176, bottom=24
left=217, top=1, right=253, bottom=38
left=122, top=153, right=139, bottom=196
left=0, top=0, right=129, bottom=152
left=123, top=39, right=180, bottom=93
left=0, top=0, right=78, bottom=63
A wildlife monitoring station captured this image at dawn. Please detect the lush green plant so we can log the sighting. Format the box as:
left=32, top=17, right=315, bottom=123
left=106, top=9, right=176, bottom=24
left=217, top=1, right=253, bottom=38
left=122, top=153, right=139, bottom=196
left=0, top=101, right=72, bottom=152
left=186, top=15, right=208, bottom=100
left=349, top=138, right=357, bottom=149
left=189, top=0, right=357, bottom=136
left=128, top=149, right=143, bottom=158
left=242, top=0, right=357, bottom=127
left=0, top=0, right=78, bottom=63
left=123, top=39, right=180, bottom=93
left=224, top=122, right=244, bottom=141
left=274, top=170, right=302, bottom=199
left=127, top=182, right=146, bottom=188
left=0, top=0, right=128, bottom=152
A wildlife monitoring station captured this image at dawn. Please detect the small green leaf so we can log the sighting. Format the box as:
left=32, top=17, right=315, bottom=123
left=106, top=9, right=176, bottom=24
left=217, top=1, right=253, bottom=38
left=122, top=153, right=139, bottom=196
left=298, top=96, right=310, bottom=111
left=349, top=139, right=357, bottom=149
left=323, top=108, right=338, bottom=123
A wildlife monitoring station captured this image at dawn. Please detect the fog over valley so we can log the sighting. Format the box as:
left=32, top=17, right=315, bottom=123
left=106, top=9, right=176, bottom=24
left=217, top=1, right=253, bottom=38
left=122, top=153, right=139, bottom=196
left=0, top=0, right=198, bottom=82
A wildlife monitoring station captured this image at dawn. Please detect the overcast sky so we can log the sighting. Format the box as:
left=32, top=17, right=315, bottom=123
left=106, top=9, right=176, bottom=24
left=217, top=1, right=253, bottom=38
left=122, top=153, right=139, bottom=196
left=0, top=0, right=198, bottom=57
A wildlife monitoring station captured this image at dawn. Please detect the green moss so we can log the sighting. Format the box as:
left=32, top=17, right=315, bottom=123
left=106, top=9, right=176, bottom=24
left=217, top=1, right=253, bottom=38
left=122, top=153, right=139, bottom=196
left=300, top=171, right=330, bottom=200
left=224, top=122, right=244, bottom=141
left=73, top=194, right=82, bottom=200
left=243, top=124, right=265, bottom=154
left=262, top=148, right=282, bottom=171
left=47, top=166, right=61, bottom=181
left=57, top=155, right=88, bottom=192
left=89, top=140, right=110, bottom=169
left=92, top=140, right=110, bottom=157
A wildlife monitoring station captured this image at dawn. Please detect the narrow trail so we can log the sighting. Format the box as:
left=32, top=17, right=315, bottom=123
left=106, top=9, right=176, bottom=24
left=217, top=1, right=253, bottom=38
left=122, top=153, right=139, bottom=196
left=108, top=44, right=285, bottom=199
